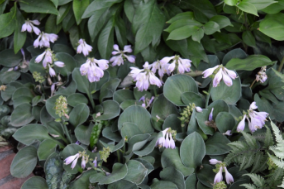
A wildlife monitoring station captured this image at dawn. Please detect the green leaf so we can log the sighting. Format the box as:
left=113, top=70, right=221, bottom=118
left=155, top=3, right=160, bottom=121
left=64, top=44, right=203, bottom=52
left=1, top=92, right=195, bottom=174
left=211, top=77, right=242, bottom=105
left=243, top=31, right=256, bottom=47
left=151, top=94, right=178, bottom=119
left=187, top=38, right=208, bottom=66
left=226, top=55, right=275, bottom=71
left=21, top=176, right=48, bottom=189
left=53, top=44, right=75, bottom=55
left=10, top=146, right=37, bottom=178
left=262, top=0, right=284, bottom=14
left=185, top=174, right=197, bottom=189
left=94, top=100, right=120, bottom=120
left=120, top=123, right=143, bottom=140
left=204, top=21, right=220, bottom=35
left=73, top=0, right=89, bottom=25
left=0, top=6, right=16, bottom=38
left=210, top=15, right=232, bottom=29
left=14, top=8, right=26, bottom=54
left=181, top=92, right=204, bottom=107
left=163, top=74, right=198, bottom=106
left=45, top=15, right=62, bottom=34
left=13, top=124, right=51, bottom=145
left=244, top=0, right=276, bottom=10
left=75, top=124, right=94, bottom=145
left=196, top=164, right=215, bottom=187
left=215, top=112, right=235, bottom=133
left=99, top=78, right=121, bottom=102
left=57, top=4, right=71, bottom=24
left=160, top=167, right=185, bottom=189
left=180, top=132, right=206, bottom=168
left=124, top=160, right=148, bottom=185
left=12, top=87, right=33, bottom=108
left=237, top=2, right=258, bottom=16
left=67, top=93, right=88, bottom=107
left=69, top=170, right=96, bottom=189
left=0, top=49, right=22, bottom=67
left=20, top=0, right=58, bottom=15
left=113, top=89, right=134, bottom=104
left=205, top=132, right=231, bottom=155
left=151, top=179, right=178, bottom=189
left=259, top=13, right=284, bottom=41
left=98, top=17, right=115, bottom=59
left=224, top=0, right=238, bottom=5
left=132, top=0, right=165, bottom=53
left=118, top=105, right=153, bottom=133
left=37, top=139, right=61, bottom=161
left=108, top=180, right=137, bottom=189
left=222, top=48, right=247, bottom=65
left=10, top=103, right=34, bottom=127
left=167, top=25, right=199, bottom=40
left=69, top=103, right=90, bottom=127
left=61, top=144, right=85, bottom=174
left=46, top=95, right=62, bottom=119
left=82, top=0, right=122, bottom=18
left=0, top=70, right=21, bottom=84
left=89, top=163, right=128, bottom=184
left=54, top=52, right=78, bottom=76
left=115, top=16, right=127, bottom=47
left=195, top=109, right=214, bottom=135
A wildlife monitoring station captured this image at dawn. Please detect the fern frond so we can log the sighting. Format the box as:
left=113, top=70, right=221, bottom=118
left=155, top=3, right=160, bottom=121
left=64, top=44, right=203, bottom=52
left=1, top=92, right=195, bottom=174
left=240, top=183, right=257, bottom=189
left=268, top=153, right=284, bottom=169
left=270, top=145, right=284, bottom=159
left=266, top=168, right=284, bottom=187
left=271, top=121, right=283, bottom=144
left=251, top=153, right=267, bottom=173
left=243, top=173, right=265, bottom=187
left=241, top=131, right=258, bottom=148
left=264, top=125, right=274, bottom=148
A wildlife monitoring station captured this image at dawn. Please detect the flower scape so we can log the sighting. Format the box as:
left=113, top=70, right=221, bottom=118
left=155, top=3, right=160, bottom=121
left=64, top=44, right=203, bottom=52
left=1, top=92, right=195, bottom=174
left=0, top=1, right=284, bottom=189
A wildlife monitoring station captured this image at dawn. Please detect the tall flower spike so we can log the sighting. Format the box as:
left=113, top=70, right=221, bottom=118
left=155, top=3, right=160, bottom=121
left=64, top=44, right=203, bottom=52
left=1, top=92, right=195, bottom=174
left=33, top=32, right=58, bottom=48
left=202, top=65, right=237, bottom=87
left=160, top=55, right=191, bottom=75
left=64, top=153, right=80, bottom=169
left=130, top=62, right=162, bottom=91
left=110, top=44, right=135, bottom=66
left=237, top=115, right=246, bottom=132
left=224, top=167, right=234, bottom=184
left=21, top=20, right=41, bottom=35
left=80, top=57, right=109, bottom=82
left=214, top=167, right=223, bottom=184
left=77, top=39, right=93, bottom=56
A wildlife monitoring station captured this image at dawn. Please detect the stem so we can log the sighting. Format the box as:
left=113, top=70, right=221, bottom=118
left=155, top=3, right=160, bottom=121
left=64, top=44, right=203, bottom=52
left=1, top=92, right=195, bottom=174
left=153, top=87, right=158, bottom=97
left=250, top=79, right=256, bottom=88
left=278, top=56, right=284, bottom=72
left=205, top=83, right=212, bottom=108
left=186, top=70, right=203, bottom=77
left=61, top=120, right=73, bottom=144
left=117, top=151, right=121, bottom=163
left=87, top=93, right=95, bottom=110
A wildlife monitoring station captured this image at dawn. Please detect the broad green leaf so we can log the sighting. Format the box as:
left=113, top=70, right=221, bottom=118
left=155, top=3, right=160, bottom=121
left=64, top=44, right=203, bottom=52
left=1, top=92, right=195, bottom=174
left=115, top=16, right=127, bottom=47
left=210, top=15, right=232, bottom=29
left=132, top=0, right=165, bottom=53
left=45, top=15, right=62, bottom=34
left=215, top=112, right=236, bottom=133
left=37, top=139, right=61, bottom=161
left=151, top=179, right=178, bottom=189
left=259, top=13, right=284, bottom=41
left=89, top=163, right=128, bottom=184
left=99, top=78, right=121, bottom=102
left=167, top=25, right=199, bottom=40
left=13, top=124, right=51, bottom=145
left=19, top=0, right=58, bottom=15
left=222, top=48, right=247, bottom=65
left=75, top=124, right=94, bottom=145
left=204, top=21, right=220, bottom=35
left=10, top=146, right=37, bottom=178
left=244, top=0, right=276, bottom=10
left=0, top=49, right=22, bottom=67
left=28, top=57, right=46, bottom=76
left=151, top=94, right=178, bottom=119
left=226, top=55, right=275, bottom=71
left=185, top=174, right=197, bottom=189
left=195, top=109, right=214, bottom=135
left=54, top=52, right=78, bottom=76
left=94, top=100, right=120, bottom=120
left=98, top=18, right=115, bottom=59
left=160, top=167, right=185, bottom=189
left=46, top=95, right=62, bottom=119
left=53, top=44, right=75, bottom=55
left=14, top=8, right=26, bottom=54
left=181, top=92, right=205, bottom=107
left=73, top=0, right=89, bottom=25
left=82, top=0, right=122, bottom=18
left=262, top=0, right=284, bottom=14
left=124, top=160, right=148, bottom=185
left=12, top=87, right=33, bottom=108
left=67, top=93, right=88, bottom=107
left=113, top=89, right=134, bottom=104
left=180, top=132, right=206, bottom=168
left=163, top=74, right=198, bottom=106
left=0, top=70, right=21, bottom=84
left=69, top=103, right=90, bottom=127
left=187, top=38, right=208, bottom=66
left=205, top=132, right=231, bottom=155
left=167, top=12, right=194, bottom=24
left=21, top=176, right=48, bottom=189
left=0, top=6, right=15, bottom=38
left=69, top=170, right=96, bottom=189
left=40, top=106, right=54, bottom=125
left=237, top=2, right=258, bottom=16
left=211, top=77, right=242, bottom=105
left=118, top=105, right=153, bottom=133
left=57, top=4, right=71, bottom=24
left=58, top=0, right=72, bottom=6
left=120, top=122, right=143, bottom=140
left=10, top=103, right=34, bottom=127
left=108, top=180, right=137, bottom=189
left=243, top=31, right=256, bottom=47
left=196, top=164, right=215, bottom=187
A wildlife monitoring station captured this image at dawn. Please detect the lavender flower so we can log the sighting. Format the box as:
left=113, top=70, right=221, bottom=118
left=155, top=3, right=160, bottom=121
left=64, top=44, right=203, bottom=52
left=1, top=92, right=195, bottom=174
left=21, top=20, right=41, bottom=35
left=237, top=115, right=246, bottom=132
left=150, top=60, right=168, bottom=78
left=224, top=167, right=234, bottom=184
left=202, top=65, right=237, bottom=87
left=209, top=159, right=222, bottom=165
left=110, top=44, right=135, bottom=66
left=93, top=157, right=98, bottom=168
left=214, top=167, right=223, bottom=184
left=48, top=65, right=56, bottom=77
left=80, top=57, right=109, bottom=82
left=156, top=128, right=176, bottom=149
left=209, top=108, right=214, bottom=121
left=35, top=48, right=53, bottom=68
left=247, top=102, right=268, bottom=133
left=130, top=62, right=162, bottom=91
left=64, top=153, right=80, bottom=169
left=195, top=106, right=203, bottom=112
left=77, top=39, right=92, bottom=56
left=33, top=32, right=58, bottom=48
left=160, top=55, right=191, bottom=75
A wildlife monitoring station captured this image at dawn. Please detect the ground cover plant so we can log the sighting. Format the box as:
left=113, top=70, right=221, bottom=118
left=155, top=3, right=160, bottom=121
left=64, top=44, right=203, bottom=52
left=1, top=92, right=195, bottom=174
left=1, top=0, right=284, bottom=188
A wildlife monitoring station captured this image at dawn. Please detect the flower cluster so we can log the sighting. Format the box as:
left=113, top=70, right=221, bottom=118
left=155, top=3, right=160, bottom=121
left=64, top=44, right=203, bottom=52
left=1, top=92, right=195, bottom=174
left=202, top=65, right=237, bottom=87
left=54, top=95, right=69, bottom=119
left=156, top=128, right=176, bottom=149
left=237, top=102, right=268, bottom=133
left=160, top=55, right=191, bottom=75
left=21, top=20, right=40, bottom=35
left=110, top=44, right=135, bottom=66
left=210, top=159, right=234, bottom=185
left=139, top=96, right=155, bottom=108
left=130, top=62, right=162, bottom=91
left=80, top=58, right=109, bottom=82
left=77, top=39, right=93, bottom=56
left=256, top=66, right=267, bottom=83
left=64, top=151, right=89, bottom=169
left=34, top=32, right=58, bottom=48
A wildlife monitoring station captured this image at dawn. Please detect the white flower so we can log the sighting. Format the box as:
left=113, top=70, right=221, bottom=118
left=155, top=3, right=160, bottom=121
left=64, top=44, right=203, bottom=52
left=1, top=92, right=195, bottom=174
left=150, top=60, right=168, bottom=78
left=223, top=130, right=232, bottom=136
left=110, top=44, right=135, bottom=66
left=93, top=157, right=98, bottom=168
left=21, top=20, right=41, bottom=35
left=35, top=48, right=53, bottom=68
left=214, top=167, right=223, bottom=184
left=130, top=62, right=162, bottom=91
left=156, top=128, right=175, bottom=149
left=224, top=167, right=234, bottom=184
left=80, top=57, right=109, bottom=82
left=256, top=66, right=267, bottom=83
left=195, top=106, right=202, bottom=112
left=237, top=115, right=246, bottom=132
left=64, top=153, right=80, bottom=169
left=246, top=102, right=268, bottom=133
left=81, top=155, right=87, bottom=169
left=160, top=55, right=191, bottom=75
left=33, top=32, right=58, bottom=48
left=54, top=61, right=65, bottom=67
left=209, top=108, right=214, bottom=121
left=209, top=159, right=222, bottom=165
left=48, top=65, right=56, bottom=77
left=77, top=39, right=92, bottom=56
left=203, top=65, right=237, bottom=87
